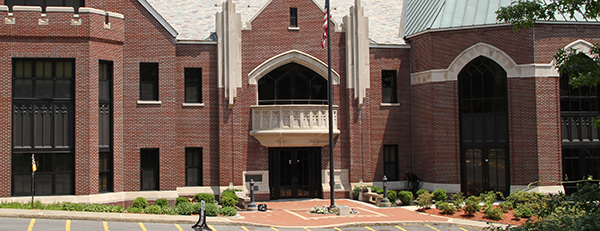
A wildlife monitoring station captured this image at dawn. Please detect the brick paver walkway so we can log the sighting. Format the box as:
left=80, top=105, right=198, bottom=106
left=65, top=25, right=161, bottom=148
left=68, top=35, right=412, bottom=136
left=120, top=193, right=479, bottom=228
left=233, top=199, right=449, bottom=228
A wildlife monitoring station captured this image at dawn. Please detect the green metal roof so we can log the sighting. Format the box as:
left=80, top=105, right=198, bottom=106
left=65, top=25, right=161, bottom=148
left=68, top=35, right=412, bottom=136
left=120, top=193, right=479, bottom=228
left=403, top=0, right=599, bottom=38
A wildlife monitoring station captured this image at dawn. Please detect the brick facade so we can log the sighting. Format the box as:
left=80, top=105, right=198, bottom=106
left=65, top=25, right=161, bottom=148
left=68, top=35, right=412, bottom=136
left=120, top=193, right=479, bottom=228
left=0, top=0, right=592, bottom=200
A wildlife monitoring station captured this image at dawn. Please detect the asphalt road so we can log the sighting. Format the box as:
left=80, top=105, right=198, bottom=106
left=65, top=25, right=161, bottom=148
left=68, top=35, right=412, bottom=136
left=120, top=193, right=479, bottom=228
left=0, top=217, right=478, bottom=231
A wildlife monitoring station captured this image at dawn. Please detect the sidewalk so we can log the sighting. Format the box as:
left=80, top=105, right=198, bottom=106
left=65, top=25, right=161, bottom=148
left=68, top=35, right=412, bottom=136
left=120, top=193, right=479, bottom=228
left=0, top=199, right=500, bottom=229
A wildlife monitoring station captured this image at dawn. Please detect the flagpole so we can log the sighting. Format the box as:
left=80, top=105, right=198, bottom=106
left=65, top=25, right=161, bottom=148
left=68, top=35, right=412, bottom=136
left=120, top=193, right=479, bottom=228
left=31, top=154, right=35, bottom=209
left=326, top=0, right=335, bottom=209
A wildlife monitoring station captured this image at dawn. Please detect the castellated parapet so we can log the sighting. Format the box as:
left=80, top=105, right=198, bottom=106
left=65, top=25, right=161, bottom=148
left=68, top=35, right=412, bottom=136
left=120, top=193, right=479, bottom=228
left=0, top=5, right=124, bottom=44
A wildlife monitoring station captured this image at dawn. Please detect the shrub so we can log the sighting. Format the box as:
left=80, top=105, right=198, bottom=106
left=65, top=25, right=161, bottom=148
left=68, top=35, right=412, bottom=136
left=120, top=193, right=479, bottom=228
left=450, top=192, right=465, bottom=209
left=481, top=191, right=502, bottom=209
left=154, top=198, right=169, bottom=207
left=514, top=204, right=532, bottom=218
left=132, top=197, right=149, bottom=209
left=436, top=201, right=456, bottom=215
left=499, top=201, right=513, bottom=213
left=417, top=192, right=434, bottom=209
left=190, top=203, right=203, bottom=214
left=175, top=197, right=190, bottom=206
left=176, top=203, right=192, bottom=215
left=219, top=206, right=237, bottom=216
left=397, top=191, right=413, bottom=205
left=416, top=189, right=428, bottom=198
left=143, top=205, right=163, bottom=214
left=352, top=186, right=362, bottom=199
left=205, top=202, right=218, bottom=216
left=221, top=196, right=238, bottom=207
left=432, top=189, right=447, bottom=202
left=484, top=206, right=504, bottom=220
left=221, top=189, right=239, bottom=201
left=162, top=206, right=178, bottom=215
left=194, top=193, right=215, bottom=204
left=463, top=196, right=481, bottom=215
left=125, top=207, right=142, bottom=213
left=386, top=190, right=397, bottom=204
left=351, top=185, right=384, bottom=199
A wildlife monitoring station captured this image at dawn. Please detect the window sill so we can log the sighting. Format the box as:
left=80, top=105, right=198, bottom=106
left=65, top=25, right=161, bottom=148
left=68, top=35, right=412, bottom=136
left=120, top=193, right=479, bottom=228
left=380, top=103, right=400, bottom=107
left=288, top=27, right=300, bottom=31
left=182, top=103, right=205, bottom=107
left=137, top=100, right=162, bottom=105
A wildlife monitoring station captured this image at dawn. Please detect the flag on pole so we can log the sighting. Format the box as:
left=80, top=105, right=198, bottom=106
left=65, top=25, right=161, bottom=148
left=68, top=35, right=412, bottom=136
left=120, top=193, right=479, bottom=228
left=31, top=154, right=36, bottom=172
left=321, top=0, right=330, bottom=48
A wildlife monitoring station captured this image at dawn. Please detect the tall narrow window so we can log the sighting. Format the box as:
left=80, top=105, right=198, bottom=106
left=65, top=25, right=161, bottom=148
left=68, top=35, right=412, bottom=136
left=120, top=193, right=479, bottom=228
left=99, top=60, right=113, bottom=192
left=141, top=149, right=159, bottom=191
left=140, top=63, right=158, bottom=100
left=185, top=148, right=202, bottom=186
left=383, top=145, right=398, bottom=181
left=290, top=8, right=298, bottom=27
left=12, top=58, right=75, bottom=196
left=382, top=70, right=397, bottom=103
left=184, top=68, right=202, bottom=103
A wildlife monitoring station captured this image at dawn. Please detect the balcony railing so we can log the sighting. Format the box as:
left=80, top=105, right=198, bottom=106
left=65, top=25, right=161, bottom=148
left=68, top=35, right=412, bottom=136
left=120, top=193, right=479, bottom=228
left=250, top=105, right=340, bottom=147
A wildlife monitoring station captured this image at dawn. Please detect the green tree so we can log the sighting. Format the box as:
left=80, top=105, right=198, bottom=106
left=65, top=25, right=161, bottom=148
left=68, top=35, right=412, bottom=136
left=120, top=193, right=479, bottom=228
left=497, top=0, right=600, bottom=125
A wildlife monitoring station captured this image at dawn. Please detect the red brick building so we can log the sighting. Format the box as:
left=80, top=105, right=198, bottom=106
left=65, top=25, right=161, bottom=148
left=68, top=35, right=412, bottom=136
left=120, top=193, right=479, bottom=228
left=0, top=0, right=597, bottom=203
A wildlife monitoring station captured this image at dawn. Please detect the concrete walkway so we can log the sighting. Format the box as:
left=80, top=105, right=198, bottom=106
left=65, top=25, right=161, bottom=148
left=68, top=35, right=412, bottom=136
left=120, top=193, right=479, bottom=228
left=0, top=199, right=504, bottom=229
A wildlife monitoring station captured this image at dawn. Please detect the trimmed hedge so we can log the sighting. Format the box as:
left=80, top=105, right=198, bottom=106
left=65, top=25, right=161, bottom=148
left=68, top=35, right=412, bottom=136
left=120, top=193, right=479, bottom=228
left=397, top=191, right=413, bottom=205
left=205, top=202, right=218, bottom=216
left=194, top=193, right=215, bottom=204
left=432, top=189, right=447, bottom=202
left=175, top=197, right=190, bottom=206
left=154, top=198, right=169, bottom=207
left=219, top=206, right=237, bottom=216
left=132, top=197, right=149, bottom=209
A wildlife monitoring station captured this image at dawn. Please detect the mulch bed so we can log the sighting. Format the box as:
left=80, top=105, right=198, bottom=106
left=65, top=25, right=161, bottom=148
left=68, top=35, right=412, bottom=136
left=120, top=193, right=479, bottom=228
left=418, top=206, right=538, bottom=226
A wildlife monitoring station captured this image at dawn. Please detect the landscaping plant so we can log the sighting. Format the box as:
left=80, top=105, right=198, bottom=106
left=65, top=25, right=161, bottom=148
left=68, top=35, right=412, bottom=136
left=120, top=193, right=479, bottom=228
left=432, top=189, right=447, bottom=202
left=416, top=189, right=428, bottom=198
left=397, top=191, right=413, bottom=205
left=154, top=198, right=169, bottom=207
left=499, top=201, right=512, bottom=213
left=387, top=190, right=397, bottom=205
left=175, top=197, right=189, bottom=206
left=435, top=201, right=456, bottom=215
left=194, top=193, right=215, bottom=204
left=416, top=191, right=434, bottom=209
left=132, top=197, right=149, bottom=209
left=463, top=196, right=481, bottom=215
left=450, top=192, right=465, bottom=209
left=484, top=206, right=504, bottom=220
left=175, top=203, right=192, bottom=215
left=513, top=204, right=532, bottom=219
left=205, top=202, right=219, bottom=216
left=219, top=206, right=237, bottom=216
left=221, top=196, right=238, bottom=207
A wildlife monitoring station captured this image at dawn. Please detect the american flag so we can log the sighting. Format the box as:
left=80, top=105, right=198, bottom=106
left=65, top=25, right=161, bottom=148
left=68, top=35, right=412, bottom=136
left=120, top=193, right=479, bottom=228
left=321, top=0, right=330, bottom=48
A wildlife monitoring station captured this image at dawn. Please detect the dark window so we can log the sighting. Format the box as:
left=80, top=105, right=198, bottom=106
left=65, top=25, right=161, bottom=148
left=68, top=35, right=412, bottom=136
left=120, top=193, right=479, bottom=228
left=6, top=0, right=84, bottom=12
left=99, top=61, right=113, bottom=192
left=11, top=153, right=74, bottom=196
left=99, top=152, right=113, bottom=192
left=140, top=63, right=159, bottom=101
left=382, top=70, right=397, bottom=103
left=383, top=145, right=398, bottom=181
left=258, top=62, right=327, bottom=105
left=140, top=149, right=159, bottom=191
left=12, top=58, right=75, bottom=196
left=185, top=148, right=202, bottom=186
left=559, top=53, right=600, bottom=194
left=290, top=8, right=298, bottom=27
left=459, top=56, right=509, bottom=196
left=184, top=68, right=202, bottom=103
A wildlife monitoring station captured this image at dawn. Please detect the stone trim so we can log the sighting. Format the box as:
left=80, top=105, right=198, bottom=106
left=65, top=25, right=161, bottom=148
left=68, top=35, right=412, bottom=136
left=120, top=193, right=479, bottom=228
left=137, top=100, right=162, bottom=105
left=411, top=42, right=563, bottom=85
left=182, top=103, right=205, bottom=107
left=248, top=50, right=340, bottom=85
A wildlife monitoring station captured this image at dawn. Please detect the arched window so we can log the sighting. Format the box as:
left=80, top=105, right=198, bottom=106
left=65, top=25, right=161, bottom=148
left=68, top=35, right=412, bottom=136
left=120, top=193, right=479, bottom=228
left=459, top=56, right=509, bottom=196
left=560, top=53, right=600, bottom=194
left=258, top=63, right=327, bottom=105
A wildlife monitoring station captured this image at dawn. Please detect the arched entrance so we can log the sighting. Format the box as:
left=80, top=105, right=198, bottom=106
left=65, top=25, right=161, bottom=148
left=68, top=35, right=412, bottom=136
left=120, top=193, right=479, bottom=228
left=459, top=56, right=510, bottom=196
left=258, top=62, right=327, bottom=200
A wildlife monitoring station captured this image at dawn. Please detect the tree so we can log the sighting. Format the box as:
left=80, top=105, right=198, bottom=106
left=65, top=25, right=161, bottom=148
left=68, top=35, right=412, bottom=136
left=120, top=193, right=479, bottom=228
left=496, top=0, right=600, bottom=125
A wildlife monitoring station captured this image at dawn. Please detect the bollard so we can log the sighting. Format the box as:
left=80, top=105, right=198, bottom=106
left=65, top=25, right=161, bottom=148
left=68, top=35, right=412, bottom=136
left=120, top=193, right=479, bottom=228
left=247, top=179, right=257, bottom=211
left=381, top=175, right=391, bottom=207
left=191, top=200, right=211, bottom=231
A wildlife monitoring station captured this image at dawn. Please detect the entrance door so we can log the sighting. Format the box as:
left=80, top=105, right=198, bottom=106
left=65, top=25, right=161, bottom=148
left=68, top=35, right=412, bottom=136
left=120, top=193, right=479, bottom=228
left=269, top=147, right=322, bottom=200
left=463, top=146, right=508, bottom=196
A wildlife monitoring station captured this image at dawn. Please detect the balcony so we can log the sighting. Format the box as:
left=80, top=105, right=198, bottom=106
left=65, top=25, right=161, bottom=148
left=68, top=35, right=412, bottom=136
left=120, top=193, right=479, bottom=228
left=250, top=105, right=340, bottom=147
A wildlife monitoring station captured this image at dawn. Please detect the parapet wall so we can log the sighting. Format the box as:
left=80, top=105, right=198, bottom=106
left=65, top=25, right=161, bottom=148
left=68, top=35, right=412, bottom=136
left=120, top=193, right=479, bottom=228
left=0, top=6, right=124, bottom=43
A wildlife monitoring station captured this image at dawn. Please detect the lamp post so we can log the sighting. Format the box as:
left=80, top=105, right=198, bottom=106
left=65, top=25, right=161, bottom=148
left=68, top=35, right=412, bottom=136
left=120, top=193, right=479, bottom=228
left=248, top=179, right=257, bottom=211
left=381, top=175, right=391, bottom=207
